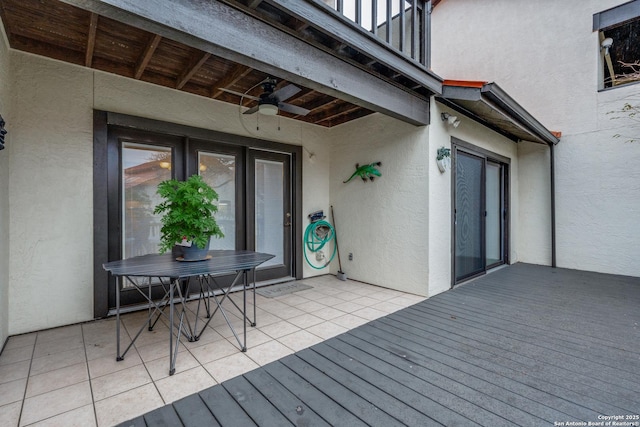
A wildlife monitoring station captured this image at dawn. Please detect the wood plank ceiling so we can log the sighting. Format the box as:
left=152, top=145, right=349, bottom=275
left=0, top=0, right=385, bottom=127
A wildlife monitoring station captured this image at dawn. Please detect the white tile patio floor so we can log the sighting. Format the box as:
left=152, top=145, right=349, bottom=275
left=0, top=275, right=425, bottom=427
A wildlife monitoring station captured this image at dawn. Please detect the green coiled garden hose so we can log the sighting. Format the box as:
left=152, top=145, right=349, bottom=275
left=303, top=220, right=337, bottom=269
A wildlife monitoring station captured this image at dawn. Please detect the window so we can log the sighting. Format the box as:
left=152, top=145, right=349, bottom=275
left=594, top=1, right=640, bottom=89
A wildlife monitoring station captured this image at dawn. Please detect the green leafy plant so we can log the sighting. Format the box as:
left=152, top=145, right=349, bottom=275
left=154, top=174, right=224, bottom=254
left=437, top=147, right=451, bottom=160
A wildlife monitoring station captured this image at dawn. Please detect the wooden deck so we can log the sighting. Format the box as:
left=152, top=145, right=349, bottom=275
left=119, top=263, right=640, bottom=426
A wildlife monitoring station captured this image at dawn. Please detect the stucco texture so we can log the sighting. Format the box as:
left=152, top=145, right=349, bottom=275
left=0, top=22, right=10, bottom=345
left=330, top=113, right=430, bottom=296
left=5, top=50, right=333, bottom=334
left=9, top=53, right=94, bottom=334
left=432, top=0, right=640, bottom=277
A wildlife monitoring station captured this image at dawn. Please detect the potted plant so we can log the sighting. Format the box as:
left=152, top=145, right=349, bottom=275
left=154, top=174, right=224, bottom=261
left=436, top=147, right=451, bottom=173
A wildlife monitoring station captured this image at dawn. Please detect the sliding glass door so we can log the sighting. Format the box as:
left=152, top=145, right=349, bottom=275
left=454, top=143, right=508, bottom=284
left=485, top=161, right=504, bottom=268
left=455, top=151, right=485, bottom=280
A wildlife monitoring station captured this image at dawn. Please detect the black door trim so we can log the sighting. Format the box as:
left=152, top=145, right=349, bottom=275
left=93, top=111, right=303, bottom=318
left=451, top=137, right=510, bottom=287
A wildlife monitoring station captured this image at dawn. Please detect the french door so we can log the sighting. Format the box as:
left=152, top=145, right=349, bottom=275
left=248, top=151, right=292, bottom=282
left=453, top=143, right=508, bottom=284
left=106, top=126, right=295, bottom=309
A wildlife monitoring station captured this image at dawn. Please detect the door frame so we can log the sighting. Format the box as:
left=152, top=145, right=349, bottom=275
left=247, top=150, right=293, bottom=282
left=450, top=137, right=510, bottom=286
left=93, top=111, right=303, bottom=318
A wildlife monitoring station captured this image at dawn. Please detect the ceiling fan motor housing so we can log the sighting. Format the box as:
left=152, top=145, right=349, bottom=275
left=262, top=78, right=277, bottom=94
left=259, top=92, right=279, bottom=106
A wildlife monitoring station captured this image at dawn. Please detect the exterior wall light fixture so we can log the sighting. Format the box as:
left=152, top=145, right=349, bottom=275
left=441, top=112, right=461, bottom=128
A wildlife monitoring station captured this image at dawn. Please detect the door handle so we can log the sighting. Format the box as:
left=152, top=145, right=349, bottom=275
left=284, top=212, right=291, bottom=227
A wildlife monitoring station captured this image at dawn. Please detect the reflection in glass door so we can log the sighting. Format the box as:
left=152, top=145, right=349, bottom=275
left=455, top=151, right=484, bottom=281
left=102, top=121, right=301, bottom=314
left=454, top=146, right=508, bottom=284
left=486, top=162, right=503, bottom=267
left=122, top=142, right=172, bottom=259
left=255, top=159, right=285, bottom=268
left=249, top=151, right=292, bottom=281
left=199, top=152, right=236, bottom=250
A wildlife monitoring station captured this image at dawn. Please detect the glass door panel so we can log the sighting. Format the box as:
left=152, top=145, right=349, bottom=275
left=455, top=151, right=485, bottom=281
left=122, top=142, right=172, bottom=258
left=255, top=159, right=284, bottom=268
left=248, top=150, right=292, bottom=281
left=486, top=162, right=503, bottom=267
left=199, top=152, right=236, bottom=250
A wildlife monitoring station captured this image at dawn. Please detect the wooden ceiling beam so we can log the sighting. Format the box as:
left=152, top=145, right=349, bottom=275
left=60, top=0, right=431, bottom=125
left=176, top=52, right=211, bottom=89
left=315, top=105, right=362, bottom=124
left=85, top=13, right=98, bottom=67
left=292, top=97, right=337, bottom=119
left=210, top=63, right=252, bottom=98
left=285, top=16, right=308, bottom=32
left=134, top=33, right=162, bottom=79
left=245, top=0, right=263, bottom=9
left=10, top=34, right=85, bottom=66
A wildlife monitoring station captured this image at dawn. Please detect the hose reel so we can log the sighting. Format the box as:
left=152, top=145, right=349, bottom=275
left=303, top=217, right=337, bottom=270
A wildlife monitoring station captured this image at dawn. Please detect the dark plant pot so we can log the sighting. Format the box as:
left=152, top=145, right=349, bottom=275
left=171, top=244, right=184, bottom=258
left=178, top=237, right=211, bottom=261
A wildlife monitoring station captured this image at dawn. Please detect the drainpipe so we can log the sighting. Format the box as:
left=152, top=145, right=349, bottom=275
left=550, top=142, right=556, bottom=268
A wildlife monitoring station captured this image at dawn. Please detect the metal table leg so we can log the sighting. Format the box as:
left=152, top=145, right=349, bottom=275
left=242, top=270, right=247, bottom=352
left=116, top=277, right=123, bottom=361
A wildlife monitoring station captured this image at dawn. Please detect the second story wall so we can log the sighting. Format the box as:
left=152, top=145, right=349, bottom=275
left=431, top=0, right=640, bottom=277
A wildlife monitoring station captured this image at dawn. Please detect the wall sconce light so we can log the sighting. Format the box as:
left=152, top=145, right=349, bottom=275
left=159, top=161, right=171, bottom=170
left=601, top=37, right=613, bottom=56
left=441, top=112, right=461, bottom=128
left=199, top=163, right=207, bottom=172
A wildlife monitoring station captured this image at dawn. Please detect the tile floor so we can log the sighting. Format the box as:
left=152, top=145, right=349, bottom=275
left=0, top=275, right=425, bottom=427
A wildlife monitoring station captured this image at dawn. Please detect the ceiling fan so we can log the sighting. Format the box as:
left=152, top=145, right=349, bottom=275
left=220, top=78, right=311, bottom=116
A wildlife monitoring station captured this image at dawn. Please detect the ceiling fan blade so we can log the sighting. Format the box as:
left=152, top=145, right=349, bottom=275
left=218, top=88, right=261, bottom=101
left=271, top=84, right=301, bottom=102
left=278, top=102, right=311, bottom=116
left=243, top=106, right=260, bottom=115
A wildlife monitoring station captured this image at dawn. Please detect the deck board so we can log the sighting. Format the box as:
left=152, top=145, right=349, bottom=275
left=123, top=264, right=640, bottom=426
left=172, top=395, right=221, bottom=427
left=262, top=361, right=369, bottom=427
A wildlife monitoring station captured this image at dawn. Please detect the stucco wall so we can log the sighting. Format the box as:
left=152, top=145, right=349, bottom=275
left=432, top=0, right=640, bottom=277
left=8, top=51, right=332, bottom=335
left=0, top=22, right=10, bottom=346
left=517, top=141, right=552, bottom=266
left=328, top=113, right=430, bottom=296
left=10, top=53, right=95, bottom=334
left=429, top=101, right=521, bottom=296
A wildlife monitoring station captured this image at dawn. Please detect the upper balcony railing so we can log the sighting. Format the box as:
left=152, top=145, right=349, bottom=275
left=319, top=0, right=430, bottom=67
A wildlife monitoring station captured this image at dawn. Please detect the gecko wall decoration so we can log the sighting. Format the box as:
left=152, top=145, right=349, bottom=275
left=343, top=162, right=382, bottom=183
left=0, top=114, right=6, bottom=151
